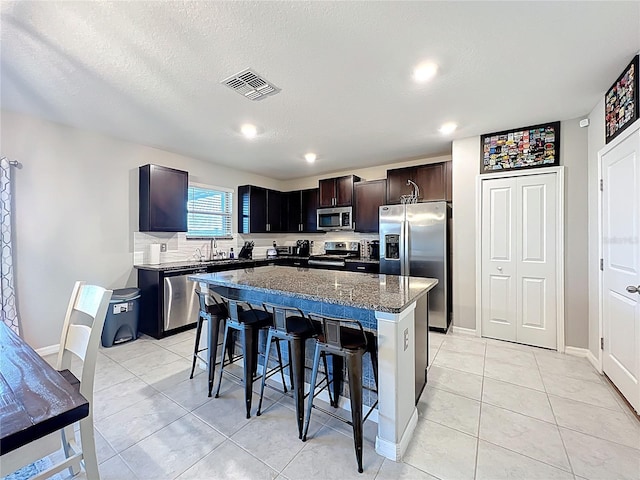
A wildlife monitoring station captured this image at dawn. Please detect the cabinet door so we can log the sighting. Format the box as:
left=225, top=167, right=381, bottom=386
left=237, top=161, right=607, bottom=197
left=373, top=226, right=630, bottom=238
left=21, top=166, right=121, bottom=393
left=238, top=185, right=267, bottom=233
left=319, top=178, right=336, bottom=207
left=386, top=166, right=415, bottom=204
left=415, top=163, right=446, bottom=201
left=284, top=191, right=302, bottom=232
left=301, top=188, right=319, bottom=232
left=336, top=175, right=356, bottom=206
left=267, top=190, right=283, bottom=232
left=140, top=164, right=188, bottom=232
left=354, top=180, right=386, bottom=232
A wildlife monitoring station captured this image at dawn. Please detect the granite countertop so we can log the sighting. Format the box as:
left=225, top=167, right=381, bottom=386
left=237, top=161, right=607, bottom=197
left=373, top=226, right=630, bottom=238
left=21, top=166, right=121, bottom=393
left=134, top=255, right=378, bottom=271
left=189, top=265, right=436, bottom=313
left=134, top=258, right=256, bottom=271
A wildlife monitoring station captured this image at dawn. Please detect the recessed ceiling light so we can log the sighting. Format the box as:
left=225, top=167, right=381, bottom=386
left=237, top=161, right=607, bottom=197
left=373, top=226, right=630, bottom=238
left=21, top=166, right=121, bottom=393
left=439, top=122, right=457, bottom=135
left=241, top=123, right=257, bottom=139
left=412, top=62, right=438, bottom=83
left=305, top=152, right=317, bottom=163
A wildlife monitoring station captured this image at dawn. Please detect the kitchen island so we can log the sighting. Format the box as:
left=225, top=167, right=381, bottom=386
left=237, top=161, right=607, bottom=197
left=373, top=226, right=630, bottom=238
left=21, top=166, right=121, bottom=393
left=189, top=265, right=437, bottom=461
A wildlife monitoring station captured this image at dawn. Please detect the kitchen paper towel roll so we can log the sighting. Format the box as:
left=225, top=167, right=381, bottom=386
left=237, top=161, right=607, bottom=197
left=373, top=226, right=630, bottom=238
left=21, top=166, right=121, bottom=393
left=149, top=244, right=161, bottom=264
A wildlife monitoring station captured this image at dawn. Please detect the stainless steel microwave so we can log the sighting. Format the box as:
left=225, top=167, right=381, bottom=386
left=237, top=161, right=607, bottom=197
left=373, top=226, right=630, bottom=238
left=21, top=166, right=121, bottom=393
left=317, top=206, right=353, bottom=231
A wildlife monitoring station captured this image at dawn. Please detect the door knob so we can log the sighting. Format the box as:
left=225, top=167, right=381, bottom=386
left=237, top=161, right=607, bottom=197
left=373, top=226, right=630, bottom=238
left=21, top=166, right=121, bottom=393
left=497, top=266, right=503, bottom=271
left=626, top=285, right=640, bottom=294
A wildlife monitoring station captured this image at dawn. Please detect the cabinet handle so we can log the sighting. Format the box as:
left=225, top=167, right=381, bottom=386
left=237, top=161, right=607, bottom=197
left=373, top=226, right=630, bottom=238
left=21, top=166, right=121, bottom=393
left=357, top=266, right=365, bottom=270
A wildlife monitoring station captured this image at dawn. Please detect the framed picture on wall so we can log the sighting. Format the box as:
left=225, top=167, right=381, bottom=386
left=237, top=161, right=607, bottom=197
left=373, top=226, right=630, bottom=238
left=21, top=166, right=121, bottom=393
left=480, top=121, right=561, bottom=174
left=605, top=54, right=638, bottom=144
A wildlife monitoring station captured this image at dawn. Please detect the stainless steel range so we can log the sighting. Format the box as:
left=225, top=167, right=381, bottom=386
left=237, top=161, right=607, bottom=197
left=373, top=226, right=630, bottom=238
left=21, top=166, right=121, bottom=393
left=308, top=241, right=360, bottom=268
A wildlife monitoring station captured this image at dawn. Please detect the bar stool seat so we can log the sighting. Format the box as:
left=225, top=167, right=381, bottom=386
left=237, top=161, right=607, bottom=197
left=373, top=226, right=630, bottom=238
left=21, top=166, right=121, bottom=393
left=257, top=304, right=333, bottom=440
left=213, top=296, right=286, bottom=419
left=302, top=314, right=378, bottom=474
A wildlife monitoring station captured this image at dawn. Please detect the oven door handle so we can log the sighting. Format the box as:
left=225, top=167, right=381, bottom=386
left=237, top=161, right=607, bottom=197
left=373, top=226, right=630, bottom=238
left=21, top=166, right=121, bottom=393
left=308, top=259, right=346, bottom=267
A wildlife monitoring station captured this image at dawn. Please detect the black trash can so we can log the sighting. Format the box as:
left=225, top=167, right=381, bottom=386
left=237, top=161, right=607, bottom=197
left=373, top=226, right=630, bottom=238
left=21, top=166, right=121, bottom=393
left=101, top=287, right=141, bottom=347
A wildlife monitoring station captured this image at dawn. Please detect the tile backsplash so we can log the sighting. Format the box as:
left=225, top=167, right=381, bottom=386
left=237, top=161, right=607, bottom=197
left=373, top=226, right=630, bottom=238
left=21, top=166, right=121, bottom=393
left=133, top=231, right=378, bottom=265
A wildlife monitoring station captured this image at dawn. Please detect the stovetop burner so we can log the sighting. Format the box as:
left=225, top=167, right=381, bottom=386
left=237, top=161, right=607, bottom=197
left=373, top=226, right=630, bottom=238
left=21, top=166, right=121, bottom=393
left=308, top=241, right=360, bottom=266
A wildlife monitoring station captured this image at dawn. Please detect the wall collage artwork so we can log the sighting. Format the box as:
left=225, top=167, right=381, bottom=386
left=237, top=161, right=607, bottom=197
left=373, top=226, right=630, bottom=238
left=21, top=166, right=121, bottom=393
left=480, top=121, right=560, bottom=174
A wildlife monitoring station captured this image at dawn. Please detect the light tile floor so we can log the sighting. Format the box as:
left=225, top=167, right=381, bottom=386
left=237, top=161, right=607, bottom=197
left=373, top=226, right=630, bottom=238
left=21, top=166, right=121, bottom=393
left=33, top=329, right=639, bottom=480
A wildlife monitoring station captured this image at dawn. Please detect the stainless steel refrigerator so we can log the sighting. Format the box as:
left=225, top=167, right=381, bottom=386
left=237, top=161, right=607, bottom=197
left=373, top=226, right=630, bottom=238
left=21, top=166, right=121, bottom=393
left=379, top=201, right=450, bottom=331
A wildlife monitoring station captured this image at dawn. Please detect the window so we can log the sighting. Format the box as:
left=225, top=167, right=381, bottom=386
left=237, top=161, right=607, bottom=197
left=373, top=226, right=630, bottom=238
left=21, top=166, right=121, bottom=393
left=186, top=183, right=233, bottom=238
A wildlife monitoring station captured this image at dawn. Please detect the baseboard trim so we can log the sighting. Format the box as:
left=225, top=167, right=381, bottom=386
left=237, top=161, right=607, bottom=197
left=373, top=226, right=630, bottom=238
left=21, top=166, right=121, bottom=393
left=587, top=350, right=602, bottom=374
left=36, top=344, right=60, bottom=357
left=564, top=346, right=589, bottom=358
left=451, top=326, right=476, bottom=336
left=375, top=407, right=418, bottom=461
left=564, top=346, right=603, bottom=374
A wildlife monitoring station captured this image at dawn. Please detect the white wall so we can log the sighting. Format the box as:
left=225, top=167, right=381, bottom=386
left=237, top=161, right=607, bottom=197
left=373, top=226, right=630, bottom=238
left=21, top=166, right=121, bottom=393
left=451, top=118, right=589, bottom=348
left=587, top=98, right=606, bottom=359
left=1, top=111, right=282, bottom=349
left=451, top=137, right=478, bottom=331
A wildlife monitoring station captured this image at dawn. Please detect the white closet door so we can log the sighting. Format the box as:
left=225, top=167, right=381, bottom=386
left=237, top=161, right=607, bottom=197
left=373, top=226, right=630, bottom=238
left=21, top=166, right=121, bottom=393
left=515, top=173, right=557, bottom=349
left=601, top=127, right=640, bottom=413
left=481, top=172, right=558, bottom=349
left=481, top=177, right=517, bottom=342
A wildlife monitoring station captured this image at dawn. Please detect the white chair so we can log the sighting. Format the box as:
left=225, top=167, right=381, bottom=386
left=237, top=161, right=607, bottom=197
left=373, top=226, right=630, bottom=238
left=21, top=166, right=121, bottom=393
left=1, top=281, right=112, bottom=479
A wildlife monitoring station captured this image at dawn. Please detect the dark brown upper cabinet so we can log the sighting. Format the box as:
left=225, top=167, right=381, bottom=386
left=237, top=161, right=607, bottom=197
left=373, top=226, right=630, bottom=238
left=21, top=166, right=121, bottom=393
left=238, top=185, right=282, bottom=233
left=354, top=179, right=386, bottom=233
left=139, top=164, right=188, bottom=232
left=386, top=161, right=452, bottom=204
left=318, top=175, right=361, bottom=207
left=284, top=188, right=319, bottom=233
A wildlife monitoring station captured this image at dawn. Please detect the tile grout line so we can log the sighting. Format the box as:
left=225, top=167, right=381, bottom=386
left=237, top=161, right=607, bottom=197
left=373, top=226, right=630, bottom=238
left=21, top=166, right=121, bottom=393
left=472, top=340, right=487, bottom=480
left=533, top=351, right=576, bottom=476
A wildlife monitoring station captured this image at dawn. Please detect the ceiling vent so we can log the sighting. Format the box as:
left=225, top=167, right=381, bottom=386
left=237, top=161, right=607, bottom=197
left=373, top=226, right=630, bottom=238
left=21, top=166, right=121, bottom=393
left=221, top=68, right=280, bottom=101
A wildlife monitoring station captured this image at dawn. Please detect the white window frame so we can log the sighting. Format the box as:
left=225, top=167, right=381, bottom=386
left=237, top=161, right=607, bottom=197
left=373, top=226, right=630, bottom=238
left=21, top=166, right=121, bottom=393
left=186, top=183, right=234, bottom=239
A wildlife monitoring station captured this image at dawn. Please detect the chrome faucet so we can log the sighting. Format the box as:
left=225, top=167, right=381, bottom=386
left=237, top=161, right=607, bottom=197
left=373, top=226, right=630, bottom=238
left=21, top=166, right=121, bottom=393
left=209, top=237, right=218, bottom=260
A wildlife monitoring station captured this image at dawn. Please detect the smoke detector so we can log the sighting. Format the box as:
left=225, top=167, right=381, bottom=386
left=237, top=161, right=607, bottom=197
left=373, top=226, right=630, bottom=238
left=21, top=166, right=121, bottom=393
left=221, top=68, right=280, bottom=101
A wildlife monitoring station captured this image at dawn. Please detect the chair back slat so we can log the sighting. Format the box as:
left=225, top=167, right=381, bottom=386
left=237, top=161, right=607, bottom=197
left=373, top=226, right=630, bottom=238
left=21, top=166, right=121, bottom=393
left=65, top=324, right=92, bottom=362
left=309, top=313, right=367, bottom=350
left=262, top=303, right=309, bottom=334
left=56, top=282, right=112, bottom=403
left=226, top=299, right=242, bottom=322
left=324, top=319, right=341, bottom=348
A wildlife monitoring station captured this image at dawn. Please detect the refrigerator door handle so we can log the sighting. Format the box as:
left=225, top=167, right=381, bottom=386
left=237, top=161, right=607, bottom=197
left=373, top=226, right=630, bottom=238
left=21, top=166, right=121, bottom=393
left=399, top=220, right=407, bottom=275
left=404, top=219, right=410, bottom=274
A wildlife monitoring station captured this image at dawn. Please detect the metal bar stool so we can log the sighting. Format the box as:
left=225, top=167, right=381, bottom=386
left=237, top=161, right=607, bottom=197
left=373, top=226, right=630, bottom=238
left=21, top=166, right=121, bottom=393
left=213, top=295, right=287, bottom=419
left=302, top=314, right=379, bottom=474
left=257, top=303, right=333, bottom=439
left=190, top=286, right=234, bottom=397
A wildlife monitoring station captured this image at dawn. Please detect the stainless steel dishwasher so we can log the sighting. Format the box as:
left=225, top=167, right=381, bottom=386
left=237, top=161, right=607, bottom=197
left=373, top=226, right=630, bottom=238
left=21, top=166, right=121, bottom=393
left=163, top=268, right=205, bottom=332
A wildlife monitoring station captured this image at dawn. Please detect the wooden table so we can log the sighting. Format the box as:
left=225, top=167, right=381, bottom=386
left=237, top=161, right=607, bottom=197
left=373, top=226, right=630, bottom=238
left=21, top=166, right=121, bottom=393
left=0, top=322, right=89, bottom=456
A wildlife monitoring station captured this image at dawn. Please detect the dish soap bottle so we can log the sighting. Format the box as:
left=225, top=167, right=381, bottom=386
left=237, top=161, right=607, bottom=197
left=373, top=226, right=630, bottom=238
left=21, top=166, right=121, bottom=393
left=229, top=247, right=235, bottom=259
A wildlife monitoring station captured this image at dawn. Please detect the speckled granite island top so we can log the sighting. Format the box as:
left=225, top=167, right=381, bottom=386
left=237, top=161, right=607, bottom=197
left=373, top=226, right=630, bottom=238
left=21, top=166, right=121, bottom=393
left=189, top=265, right=436, bottom=314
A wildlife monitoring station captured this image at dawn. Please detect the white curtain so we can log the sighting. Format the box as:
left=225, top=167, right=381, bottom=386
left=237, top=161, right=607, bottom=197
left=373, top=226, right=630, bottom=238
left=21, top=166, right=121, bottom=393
left=1, top=158, right=19, bottom=334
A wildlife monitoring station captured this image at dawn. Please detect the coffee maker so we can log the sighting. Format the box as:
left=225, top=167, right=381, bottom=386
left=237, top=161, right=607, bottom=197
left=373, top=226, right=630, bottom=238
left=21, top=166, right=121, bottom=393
left=296, top=240, right=310, bottom=257
left=369, top=240, right=380, bottom=259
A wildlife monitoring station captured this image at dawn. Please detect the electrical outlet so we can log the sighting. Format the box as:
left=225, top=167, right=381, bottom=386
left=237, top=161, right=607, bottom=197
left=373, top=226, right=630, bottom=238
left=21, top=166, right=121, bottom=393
left=404, top=328, right=409, bottom=351
left=160, top=243, right=167, bottom=252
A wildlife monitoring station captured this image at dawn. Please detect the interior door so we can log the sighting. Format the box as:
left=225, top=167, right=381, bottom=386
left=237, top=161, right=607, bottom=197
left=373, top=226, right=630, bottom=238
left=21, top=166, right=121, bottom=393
left=601, top=127, right=640, bottom=413
left=481, top=172, right=558, bottom=348
left=481, top=177, right=517, bottom=341
left=515, top=173, right=557, bottom=349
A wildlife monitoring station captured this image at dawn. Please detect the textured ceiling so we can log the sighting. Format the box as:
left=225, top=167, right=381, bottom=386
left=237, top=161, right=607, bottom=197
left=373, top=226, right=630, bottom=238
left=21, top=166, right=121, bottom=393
left=1, top=1, right=639, bottom=180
